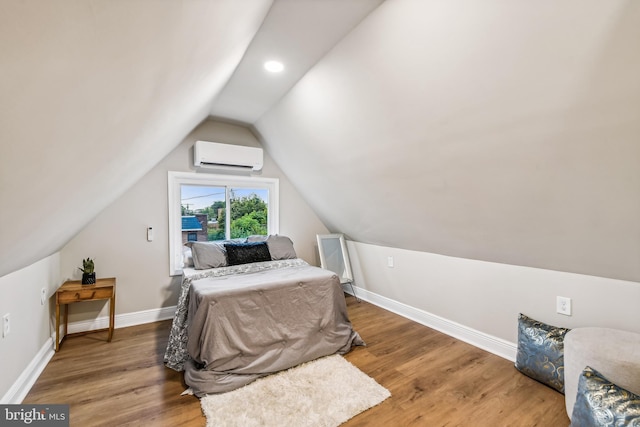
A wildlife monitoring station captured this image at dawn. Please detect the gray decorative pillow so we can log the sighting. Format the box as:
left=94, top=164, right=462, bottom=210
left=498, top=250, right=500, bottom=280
left=185, top=242, right=227, bottom=269
left=266, top=235, right=297, bottom=260
left=571, top=366, right=640, bottom=426
left=515, top=313, right=570, bottom=393
left=246, top=235, right=297, bottom=260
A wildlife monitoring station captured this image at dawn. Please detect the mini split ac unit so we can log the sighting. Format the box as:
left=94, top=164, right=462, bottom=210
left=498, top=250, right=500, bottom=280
left=194, top=140, right=263, bottom=172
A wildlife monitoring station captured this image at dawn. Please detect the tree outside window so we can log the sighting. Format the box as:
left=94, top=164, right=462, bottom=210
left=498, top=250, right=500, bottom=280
left=181, top=186, right=268, bottom=242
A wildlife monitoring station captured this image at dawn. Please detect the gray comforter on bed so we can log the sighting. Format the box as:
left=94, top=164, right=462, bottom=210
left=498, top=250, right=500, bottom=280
left=163, top=259, right=363, bottom=396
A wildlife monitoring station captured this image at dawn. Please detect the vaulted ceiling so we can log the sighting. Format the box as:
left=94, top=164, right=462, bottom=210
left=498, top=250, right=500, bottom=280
left=1, top=0, right=639, bottom=282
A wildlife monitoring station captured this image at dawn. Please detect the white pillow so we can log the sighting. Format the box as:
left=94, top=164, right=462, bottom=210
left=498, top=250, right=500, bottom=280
left=182, top=247, right=195, bottom=268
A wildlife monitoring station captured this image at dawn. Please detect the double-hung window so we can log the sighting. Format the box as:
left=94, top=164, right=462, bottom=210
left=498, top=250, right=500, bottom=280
left=168, top=171, right=279, bottom=275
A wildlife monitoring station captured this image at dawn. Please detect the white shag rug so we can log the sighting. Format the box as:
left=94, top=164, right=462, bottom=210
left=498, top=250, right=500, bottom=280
left=200, top=355, right=390, bottom=427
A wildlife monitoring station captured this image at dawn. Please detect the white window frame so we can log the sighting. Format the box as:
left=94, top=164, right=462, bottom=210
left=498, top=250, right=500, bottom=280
left=168, top=171, right=279, bottom=276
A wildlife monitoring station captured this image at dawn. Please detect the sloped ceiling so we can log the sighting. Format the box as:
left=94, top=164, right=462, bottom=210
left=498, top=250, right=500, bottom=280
left=255, top=0, right=640, bottom=282
left=0, top=0, right=273, bottom=277
left=2, top=0, right=639, bottom=283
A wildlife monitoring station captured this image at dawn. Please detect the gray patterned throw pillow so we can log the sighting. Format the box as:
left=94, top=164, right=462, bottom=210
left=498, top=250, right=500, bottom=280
left=571, top=366, right=640, bottom=426
left=515, top=313, right=570, bottom=393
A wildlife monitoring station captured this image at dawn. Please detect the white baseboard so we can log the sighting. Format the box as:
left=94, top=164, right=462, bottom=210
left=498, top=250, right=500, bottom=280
left=344, top=285, right=517, bottom=362
left=2, top=305, right=177, bottom=404
left=64, top=305, right=177, bottom=335
left=1, top=338, right=55, bottom=404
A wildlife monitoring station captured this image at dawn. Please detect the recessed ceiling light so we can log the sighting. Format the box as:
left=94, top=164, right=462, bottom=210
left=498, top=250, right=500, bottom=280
left=264, top=60, right=284, bottom=73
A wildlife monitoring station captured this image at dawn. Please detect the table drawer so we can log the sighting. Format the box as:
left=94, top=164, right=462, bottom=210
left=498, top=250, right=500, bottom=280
left=58, top=287, right=113, bottom=304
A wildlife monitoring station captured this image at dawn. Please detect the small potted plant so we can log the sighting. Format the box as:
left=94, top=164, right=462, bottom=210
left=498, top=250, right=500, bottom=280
left=79, top=258, right=96, bottom=285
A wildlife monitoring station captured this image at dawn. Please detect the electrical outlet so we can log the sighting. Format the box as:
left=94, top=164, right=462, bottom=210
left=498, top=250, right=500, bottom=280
left=2, top=313, right=9, bottom=337
left=387, top=256, right=394, bottom=268
left=557, top=296, right=572, bottom=316
left=41, top=288, right=47, bottom=305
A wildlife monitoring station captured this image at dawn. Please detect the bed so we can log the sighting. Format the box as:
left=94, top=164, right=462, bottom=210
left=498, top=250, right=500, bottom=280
left=163, top=236, right=363, bottom=396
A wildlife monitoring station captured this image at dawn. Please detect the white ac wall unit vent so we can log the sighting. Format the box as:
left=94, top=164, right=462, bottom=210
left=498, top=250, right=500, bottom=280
left=194, top=140, right=263, bottom=172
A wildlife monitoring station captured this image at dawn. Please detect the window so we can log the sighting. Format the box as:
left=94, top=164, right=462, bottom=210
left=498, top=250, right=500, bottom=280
left=168, top=171, right=279, bottom=275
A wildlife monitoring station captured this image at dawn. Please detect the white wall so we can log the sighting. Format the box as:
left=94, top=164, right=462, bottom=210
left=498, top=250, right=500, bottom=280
left=59, top=120, right=329, bottom=323
left=0, top=254, right=60, bottom=403
left=348, top=241, right=640, bottom=351
left=256, top=0, right=640, bottom=283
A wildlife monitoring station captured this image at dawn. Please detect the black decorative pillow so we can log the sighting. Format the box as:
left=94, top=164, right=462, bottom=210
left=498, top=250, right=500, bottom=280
left=224, top=242, right=271, bottom=266
left=515, top=313, right=570, bottom=393
left=571, top=366, right=640, bottom=426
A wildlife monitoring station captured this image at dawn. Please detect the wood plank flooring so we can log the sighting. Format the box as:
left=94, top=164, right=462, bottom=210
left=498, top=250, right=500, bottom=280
left=24, top=297, right=569, bottom=426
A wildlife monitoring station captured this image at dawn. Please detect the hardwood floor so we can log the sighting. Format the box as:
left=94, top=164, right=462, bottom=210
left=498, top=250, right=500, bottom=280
left=25, top=297, right=569, bottom=426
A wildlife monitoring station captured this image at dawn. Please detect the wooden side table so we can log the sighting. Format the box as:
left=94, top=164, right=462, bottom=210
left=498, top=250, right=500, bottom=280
left=55, top=277, right=116, bottom=351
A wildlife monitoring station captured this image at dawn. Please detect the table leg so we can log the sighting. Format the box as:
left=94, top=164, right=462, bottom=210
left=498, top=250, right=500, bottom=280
left=63, top=304, right=68, bottom=341
left=55, top=302, right=60, bottom=352
left=108, top=294, right=115, bottom=342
